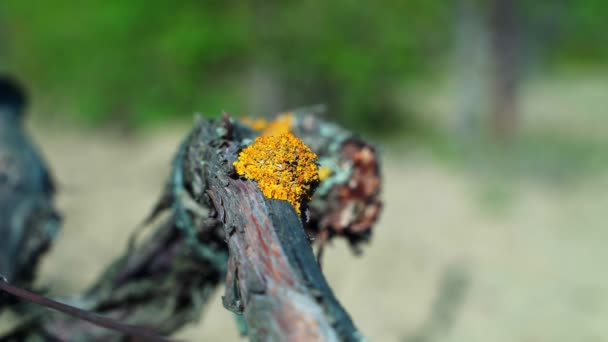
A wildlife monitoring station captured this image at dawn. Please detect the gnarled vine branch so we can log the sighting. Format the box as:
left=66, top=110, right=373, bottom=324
left=1, top=111, right=381, bottom=341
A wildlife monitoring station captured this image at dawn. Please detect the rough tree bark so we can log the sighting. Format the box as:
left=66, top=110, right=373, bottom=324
left=2, top=111, right=381, bottom=341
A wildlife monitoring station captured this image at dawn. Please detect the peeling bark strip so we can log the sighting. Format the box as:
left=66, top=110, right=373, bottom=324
left=3, top=113, right=379, bottom=341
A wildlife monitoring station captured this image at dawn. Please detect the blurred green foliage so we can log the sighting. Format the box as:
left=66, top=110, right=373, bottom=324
left=2, top=1, right=253, bottom=126
left=0, top=1, right=606, bottom=133
left=0, top=1, right=448, bottom=132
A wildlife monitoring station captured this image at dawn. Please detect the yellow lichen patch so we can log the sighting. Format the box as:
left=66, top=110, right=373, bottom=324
left=240, top=116, right=269, bottom=131
left=239, top=112, right=294, bottom=135
left=261, top=112, right=294, bottom=136
left=233, top=132, right=319, bottom=214
left=318, top=166, right=332, bottom=181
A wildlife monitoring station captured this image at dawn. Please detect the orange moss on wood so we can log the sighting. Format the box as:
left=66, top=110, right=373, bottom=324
left=239, top=112, right=294, bottom=136
left=261, top=112, right=293, bottom=136
left=239, top=117, right=269, bottom=131
left=233, top=132, right=319, bottom=214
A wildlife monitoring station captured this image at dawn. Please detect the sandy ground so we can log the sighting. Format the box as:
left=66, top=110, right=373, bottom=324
left=7, top=120, right=602, bottom=342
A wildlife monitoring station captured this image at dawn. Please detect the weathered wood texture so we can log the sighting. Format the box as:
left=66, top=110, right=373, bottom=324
left=2, top=112, right=381, bottom=341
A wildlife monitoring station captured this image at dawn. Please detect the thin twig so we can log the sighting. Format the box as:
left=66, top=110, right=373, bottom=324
left=0, top=278, right=177, bottom=342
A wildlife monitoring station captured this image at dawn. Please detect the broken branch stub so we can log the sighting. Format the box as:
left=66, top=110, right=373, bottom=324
left=290, top=112, right=382, bottom=252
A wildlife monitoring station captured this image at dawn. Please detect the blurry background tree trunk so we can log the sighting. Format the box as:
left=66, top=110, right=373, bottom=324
left=488, top=0, right=522, bottom=140
left=453, top=0, right=488, bottom=139
left=247, top=64, right=284, bottom=116
left=247, top=0, right=284, bottom=116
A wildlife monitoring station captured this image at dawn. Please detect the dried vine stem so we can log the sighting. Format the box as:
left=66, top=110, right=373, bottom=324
left=2, top=112, right=381, bottom=341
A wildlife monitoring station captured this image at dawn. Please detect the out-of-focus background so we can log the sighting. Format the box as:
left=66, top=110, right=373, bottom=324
left=2, top=1, right=607, bottom=341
